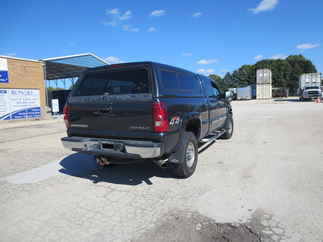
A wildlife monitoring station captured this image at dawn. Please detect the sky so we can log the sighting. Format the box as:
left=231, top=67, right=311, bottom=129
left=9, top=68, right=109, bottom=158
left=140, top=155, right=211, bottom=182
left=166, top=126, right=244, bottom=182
left=1, top=0, right=322, bottom=76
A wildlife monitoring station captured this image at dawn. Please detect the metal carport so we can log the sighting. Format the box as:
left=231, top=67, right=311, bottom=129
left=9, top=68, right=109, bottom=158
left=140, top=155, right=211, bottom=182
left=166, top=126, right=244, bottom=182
left=41, top=53, right=108, bottom=111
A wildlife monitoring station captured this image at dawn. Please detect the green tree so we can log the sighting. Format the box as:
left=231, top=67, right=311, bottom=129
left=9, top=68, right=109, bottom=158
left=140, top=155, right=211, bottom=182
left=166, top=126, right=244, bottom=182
left=223, top=72, right=236, bottom=87
left=273, top=59, right=292, bottom=88
left=209, top=74, right=227, bottom=92
left=252, top=54, right=316, bottom=94
left=285, top=55, right=317, bottom=92
left=231, top=65, right=255, bottom=87
left=46, top=87, right=65, bottom=92
left=209, top=74, right=222, bottom=83
left=206, top=54, right=318, bottom=95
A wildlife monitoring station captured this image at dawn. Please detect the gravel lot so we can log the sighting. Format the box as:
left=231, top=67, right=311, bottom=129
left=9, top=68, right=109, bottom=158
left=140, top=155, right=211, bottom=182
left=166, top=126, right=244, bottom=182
left=0, top=99, right=322, bottom=242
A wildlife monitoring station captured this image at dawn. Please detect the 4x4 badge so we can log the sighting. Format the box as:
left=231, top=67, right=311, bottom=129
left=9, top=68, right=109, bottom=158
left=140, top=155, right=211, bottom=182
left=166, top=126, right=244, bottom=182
left=169, top=116, right=181, bottom=127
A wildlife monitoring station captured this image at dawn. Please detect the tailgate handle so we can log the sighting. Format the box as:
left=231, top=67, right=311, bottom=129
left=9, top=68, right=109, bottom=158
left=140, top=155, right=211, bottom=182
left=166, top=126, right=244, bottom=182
left=93, top=107, right=112, bottom=115
left=99, top=108, right=112, bottom=113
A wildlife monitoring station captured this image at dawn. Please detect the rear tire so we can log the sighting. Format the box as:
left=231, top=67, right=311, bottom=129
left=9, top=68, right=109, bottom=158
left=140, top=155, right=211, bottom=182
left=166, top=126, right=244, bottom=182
left=170, top=132, right=198, bottom=178
left=221, top=115, right=233, bottom=139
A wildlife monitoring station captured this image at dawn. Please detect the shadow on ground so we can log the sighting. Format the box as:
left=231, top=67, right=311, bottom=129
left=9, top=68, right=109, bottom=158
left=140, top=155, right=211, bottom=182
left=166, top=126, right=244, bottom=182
left=59, top=153, right=172, bottom=186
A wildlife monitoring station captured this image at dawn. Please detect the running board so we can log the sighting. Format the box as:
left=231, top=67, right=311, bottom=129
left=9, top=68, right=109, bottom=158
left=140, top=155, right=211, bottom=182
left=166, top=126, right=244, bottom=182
left=200, top=130, right=225, bottom=143
left=198, top=130, right=225, bottom=153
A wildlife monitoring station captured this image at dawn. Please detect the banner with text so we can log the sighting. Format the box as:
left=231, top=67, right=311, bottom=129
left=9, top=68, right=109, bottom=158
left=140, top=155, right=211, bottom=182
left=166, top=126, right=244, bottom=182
left=0, top=89, right=41, bottom=120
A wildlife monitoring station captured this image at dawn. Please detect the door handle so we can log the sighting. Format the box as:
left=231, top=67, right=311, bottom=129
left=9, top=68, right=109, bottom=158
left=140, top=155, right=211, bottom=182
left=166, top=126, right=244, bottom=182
left=99, top=107, right=112, bottom=113
left=93, top=107, right=112, bottom=115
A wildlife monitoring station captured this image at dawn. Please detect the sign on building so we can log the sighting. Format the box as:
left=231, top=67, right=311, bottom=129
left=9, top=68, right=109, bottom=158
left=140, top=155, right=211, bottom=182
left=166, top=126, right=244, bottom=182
left=0, top=89, right=41, bottom=120
left=0, top=58, right=9, bottom=83
left=51, top=99, right=59, bottom=113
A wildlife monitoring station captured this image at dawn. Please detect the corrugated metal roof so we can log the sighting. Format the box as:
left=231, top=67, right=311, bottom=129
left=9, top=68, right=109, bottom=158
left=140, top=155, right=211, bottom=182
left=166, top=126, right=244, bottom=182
left=41, top=53, right=108, bottom=80
left=42, top=53, right=107, bottom=67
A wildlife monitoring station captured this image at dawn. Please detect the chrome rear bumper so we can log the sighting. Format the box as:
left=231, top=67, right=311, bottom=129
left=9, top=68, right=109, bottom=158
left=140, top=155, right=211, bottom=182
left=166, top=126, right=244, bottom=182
left=61, top=136, right=161, bottom=159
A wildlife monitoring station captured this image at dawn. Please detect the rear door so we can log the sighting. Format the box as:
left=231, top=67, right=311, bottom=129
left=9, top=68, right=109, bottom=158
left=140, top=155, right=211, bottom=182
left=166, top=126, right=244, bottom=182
left=210, top=80, right=227, bottom=128
left=68, top=66, right=155, bottom=139
left=201, top=76, right=217, bottom=132
left=202, top=77, right=225, bottom=131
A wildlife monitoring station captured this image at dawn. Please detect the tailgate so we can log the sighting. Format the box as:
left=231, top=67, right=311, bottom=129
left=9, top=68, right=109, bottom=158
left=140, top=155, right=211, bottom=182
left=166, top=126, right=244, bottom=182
left=67, top=68, right=155, bottom=139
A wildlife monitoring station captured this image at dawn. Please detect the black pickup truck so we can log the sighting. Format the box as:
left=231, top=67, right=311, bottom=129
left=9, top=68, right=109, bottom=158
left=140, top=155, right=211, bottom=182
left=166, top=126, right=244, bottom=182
left=62, top=62, right=233, bottom=178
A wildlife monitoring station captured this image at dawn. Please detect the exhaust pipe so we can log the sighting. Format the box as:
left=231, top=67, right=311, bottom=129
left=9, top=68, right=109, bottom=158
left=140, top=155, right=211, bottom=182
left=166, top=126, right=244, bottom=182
left=153, top=158, right=168, bottom=168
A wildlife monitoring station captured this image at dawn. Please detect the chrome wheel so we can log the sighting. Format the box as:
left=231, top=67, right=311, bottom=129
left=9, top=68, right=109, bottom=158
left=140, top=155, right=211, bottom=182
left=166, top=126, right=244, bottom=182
left=185, top=142, right=195, bottom=168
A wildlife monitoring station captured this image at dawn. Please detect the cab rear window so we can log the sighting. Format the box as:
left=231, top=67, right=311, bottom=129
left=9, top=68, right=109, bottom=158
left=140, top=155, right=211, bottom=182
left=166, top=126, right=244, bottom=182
left=158, top=69, right=202, bottom=96
left=72, top=69, right=150, bottom=96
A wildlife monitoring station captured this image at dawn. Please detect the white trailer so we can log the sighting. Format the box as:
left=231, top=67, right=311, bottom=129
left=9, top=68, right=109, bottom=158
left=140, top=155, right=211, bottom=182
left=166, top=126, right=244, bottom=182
left=236, top=86, right=252, bottom=100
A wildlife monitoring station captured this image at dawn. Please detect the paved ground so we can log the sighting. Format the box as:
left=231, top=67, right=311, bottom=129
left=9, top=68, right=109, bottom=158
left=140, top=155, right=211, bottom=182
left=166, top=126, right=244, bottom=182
left=0, top=99, right=322, bottom=242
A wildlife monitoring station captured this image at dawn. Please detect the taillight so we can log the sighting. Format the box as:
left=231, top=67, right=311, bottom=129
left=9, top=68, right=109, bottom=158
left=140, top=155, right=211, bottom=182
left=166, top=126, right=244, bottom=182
left=63, top=105, right=70, bottom=128
left=153, top=102, right=168, bottom=132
